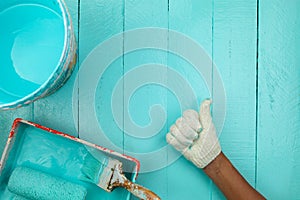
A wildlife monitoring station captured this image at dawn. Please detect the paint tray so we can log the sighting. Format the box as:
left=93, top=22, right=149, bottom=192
left=0, top=118, right=140, bottom=199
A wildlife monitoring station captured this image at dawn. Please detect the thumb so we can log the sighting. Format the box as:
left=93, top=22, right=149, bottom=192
left=199, top=99, right=213, bottom=130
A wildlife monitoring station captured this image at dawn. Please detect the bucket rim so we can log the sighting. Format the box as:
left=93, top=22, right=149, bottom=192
left=0, top=0, right=76, bottom=110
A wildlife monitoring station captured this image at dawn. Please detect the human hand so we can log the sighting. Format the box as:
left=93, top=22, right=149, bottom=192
left=166, top=99, right=221, bottom=168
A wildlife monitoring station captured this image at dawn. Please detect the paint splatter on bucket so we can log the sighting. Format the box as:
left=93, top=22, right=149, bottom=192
left=0, top=0, right=76, bottom=110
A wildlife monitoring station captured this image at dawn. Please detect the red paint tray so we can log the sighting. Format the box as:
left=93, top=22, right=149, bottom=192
left=0, top=118, right=140, bottom=199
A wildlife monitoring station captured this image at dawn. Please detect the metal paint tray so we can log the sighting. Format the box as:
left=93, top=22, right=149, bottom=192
left=0, top=118, right=140, bottom=199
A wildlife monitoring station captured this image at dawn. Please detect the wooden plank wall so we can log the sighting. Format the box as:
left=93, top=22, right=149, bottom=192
left=212, top=0, right=257, bottom=199
left=167, top=1, right=212, bottom=199
left=257, top=0, right=300, bottom=199
left=0, top=0, right=299, bottom=199
left=124, top=1, right=169, bottom=199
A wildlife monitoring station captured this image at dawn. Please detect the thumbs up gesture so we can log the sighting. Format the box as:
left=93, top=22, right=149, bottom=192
left=166, top=99, right=221, bottom=168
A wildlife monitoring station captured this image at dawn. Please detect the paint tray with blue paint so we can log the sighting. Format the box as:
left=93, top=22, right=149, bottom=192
left=0, top=119, right=140, bottom=199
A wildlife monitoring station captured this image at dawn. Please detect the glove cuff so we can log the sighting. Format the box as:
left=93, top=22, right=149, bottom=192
left=190, top=142, right=221, bottom=168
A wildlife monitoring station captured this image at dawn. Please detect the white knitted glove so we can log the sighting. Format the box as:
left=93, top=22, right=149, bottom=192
left=166, top=99, right=221, bottom=168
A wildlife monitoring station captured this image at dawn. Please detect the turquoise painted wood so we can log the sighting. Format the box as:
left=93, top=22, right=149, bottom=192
left=212, top=1, right=258, bottom=199
left=167, top=1, right=212, bottom=199
left=78, top=0, right=128, bottom=199
left=124, top=1, right=169, bottom=199
left=0, top=0, right=300, bottom=199
left=78, top=0, right=125, bottom=156
left=257, top=0, right=300, bottom=199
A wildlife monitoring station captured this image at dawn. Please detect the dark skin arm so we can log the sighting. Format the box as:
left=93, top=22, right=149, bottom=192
left=203, top=152, right=265, bottom=200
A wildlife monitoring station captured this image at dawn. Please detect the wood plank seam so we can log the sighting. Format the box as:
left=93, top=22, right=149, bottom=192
left=254, top=0, right=259, bottom=189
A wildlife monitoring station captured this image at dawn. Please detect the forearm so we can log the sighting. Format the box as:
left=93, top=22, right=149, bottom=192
left=203, top=152, right=265, bottom=200
left=166, top=100, right=265, bottom=199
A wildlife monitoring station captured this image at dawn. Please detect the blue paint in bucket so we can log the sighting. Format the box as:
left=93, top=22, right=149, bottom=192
left=0, top=1, right=76, bottom=110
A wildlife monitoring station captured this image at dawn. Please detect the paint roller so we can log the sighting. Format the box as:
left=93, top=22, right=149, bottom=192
left=8, top=167, right=87, bottom=200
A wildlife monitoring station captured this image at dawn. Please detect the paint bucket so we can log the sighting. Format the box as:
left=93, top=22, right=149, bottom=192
left=0, top=0, right=76, bottom=110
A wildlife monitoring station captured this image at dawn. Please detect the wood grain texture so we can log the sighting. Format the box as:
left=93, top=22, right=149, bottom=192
left=124, top=0, right=169, bottom=199
left=168, top=0, right=212, bottom=199
left=78, top=0, right=126, bottom=199
left=78, top=0, right=124, bottom=149
left=212, top=0, right=258, bottom=199
left=257, top=0, right=300, bottom=199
